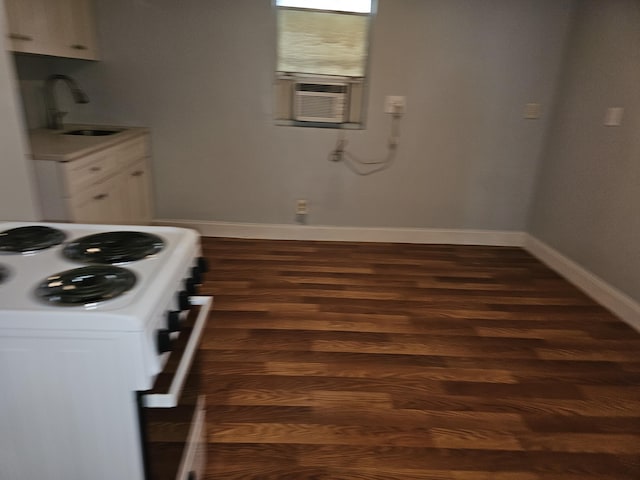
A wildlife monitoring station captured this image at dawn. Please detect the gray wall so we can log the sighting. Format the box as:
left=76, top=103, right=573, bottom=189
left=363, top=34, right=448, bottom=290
left=16, top=0, right=573, bottom=230
left=530, top=0, right=640, bottom=302
left=0, top=4, right=39, bottom=221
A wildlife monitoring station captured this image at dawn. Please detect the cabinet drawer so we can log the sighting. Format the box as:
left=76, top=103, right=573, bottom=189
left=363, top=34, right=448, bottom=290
left=113, top=136, right=149, bottom=169
left=63, top=150, right=118, bottom=196
left=68, top=175, right=125, bottom=224
left=62, top=135, right=148, bottom=196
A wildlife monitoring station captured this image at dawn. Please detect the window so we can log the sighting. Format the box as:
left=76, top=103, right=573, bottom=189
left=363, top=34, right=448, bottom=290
left=276, top=0, right=372, bottom=14
left=274, top=0, right=373, bottom=128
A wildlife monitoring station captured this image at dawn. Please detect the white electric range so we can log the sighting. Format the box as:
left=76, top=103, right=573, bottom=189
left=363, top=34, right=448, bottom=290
left=0, top=222, right=211, bottom=480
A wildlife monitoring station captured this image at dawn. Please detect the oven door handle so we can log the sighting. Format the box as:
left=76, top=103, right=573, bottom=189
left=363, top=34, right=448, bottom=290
left=143, top=295, right=212, bottom=408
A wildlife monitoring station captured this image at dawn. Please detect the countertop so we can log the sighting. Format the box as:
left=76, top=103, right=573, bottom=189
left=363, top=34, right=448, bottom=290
left=28, top=124, right=149, bottom=162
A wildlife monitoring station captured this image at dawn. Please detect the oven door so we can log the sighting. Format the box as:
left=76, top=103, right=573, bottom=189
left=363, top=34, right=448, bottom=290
left=138, top=295, right=212, bottom=480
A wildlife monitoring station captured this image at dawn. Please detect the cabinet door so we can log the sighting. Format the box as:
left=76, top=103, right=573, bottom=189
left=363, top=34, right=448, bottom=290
left=70, top=186, right=109, bottom=224
left=4, top=0, right=98, bottom=60
left=58, top=0, right=99, bottom=60
left=4, top=0, right=54, bottom=55
left=70, top=175, right=126, bottom=224
left=123, top=158, right=153, bottom=225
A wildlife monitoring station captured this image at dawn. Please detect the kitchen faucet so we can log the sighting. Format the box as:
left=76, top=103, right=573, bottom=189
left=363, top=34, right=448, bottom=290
left=44, top=74, right=90, bottom=130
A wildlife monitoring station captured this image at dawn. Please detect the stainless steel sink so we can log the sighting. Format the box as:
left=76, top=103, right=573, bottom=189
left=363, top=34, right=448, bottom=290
left=63, top=129, right=123, bottom=136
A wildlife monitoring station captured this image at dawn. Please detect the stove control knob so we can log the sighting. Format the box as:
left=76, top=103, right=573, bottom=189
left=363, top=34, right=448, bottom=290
left=178, top=290, right=190, bottom=311
left=185, top=278, right=198, bottom=296
left=197, top=257, right=209, bottom=273
left=191, top=265, right=202, bottom=285
left=167, top=311, right=181, bottom=332
left=156, top=329, right=172, bottom=354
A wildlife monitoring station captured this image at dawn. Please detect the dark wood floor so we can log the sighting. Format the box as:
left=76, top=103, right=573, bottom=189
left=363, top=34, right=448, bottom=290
left=197, top=237, right=640, bottom=480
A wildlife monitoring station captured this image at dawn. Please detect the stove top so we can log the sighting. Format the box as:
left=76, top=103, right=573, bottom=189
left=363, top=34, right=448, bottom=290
left=36, top=265, right=138, bottom=306
left=0, top=222, right=200, bottom=331
left=63, top=231, right=165, bottom=265
left=0, top=225, right=66, bottom=253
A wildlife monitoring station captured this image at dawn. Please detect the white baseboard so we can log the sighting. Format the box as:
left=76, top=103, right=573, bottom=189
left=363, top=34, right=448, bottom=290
left=154, top=219, right=639, bottom=331
left=525, top=235, right=640, bottom=331
left=154, top=219, right=527, bottom=246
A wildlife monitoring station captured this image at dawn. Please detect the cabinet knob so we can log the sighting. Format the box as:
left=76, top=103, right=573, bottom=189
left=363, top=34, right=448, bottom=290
left=71, top=44, right=88, bottom=50
left=93, top=193, right=109, bottom=200
left=90, top=166, right=102, bottom=172
left=131, top=170, right=144, bottom=177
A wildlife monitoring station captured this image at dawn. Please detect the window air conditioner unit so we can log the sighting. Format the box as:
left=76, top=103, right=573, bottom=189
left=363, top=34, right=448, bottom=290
left=294, top=82, right=348, bottom=123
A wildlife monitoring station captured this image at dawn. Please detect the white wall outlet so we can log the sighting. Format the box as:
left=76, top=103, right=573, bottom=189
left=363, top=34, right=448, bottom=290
left=524, top=102, right=541, bottom=119
left=296, top=199, right=308, bottom=215
left=384, top=95, right=406, bottom=114
left=604, top=107, right=624, bottom=126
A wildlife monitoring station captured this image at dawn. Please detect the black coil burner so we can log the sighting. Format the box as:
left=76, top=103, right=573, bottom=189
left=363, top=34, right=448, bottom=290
left=35, top=265, right=137, bottom=306
left=63, top=231, right=165, bottom=265
left=0, top=226, right=66, bottom=253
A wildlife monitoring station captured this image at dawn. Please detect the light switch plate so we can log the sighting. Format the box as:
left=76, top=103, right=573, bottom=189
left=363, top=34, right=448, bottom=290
left=384, top=96, right=406, bottom=114
left=604, top=107, right=624, bottom=126
left=524, top=103, right=541, bottom=119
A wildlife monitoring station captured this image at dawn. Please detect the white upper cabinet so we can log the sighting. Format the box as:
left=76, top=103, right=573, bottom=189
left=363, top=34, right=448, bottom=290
left=4, top=0, right=98, bottom=60
left=4, top=0, right=53, bottom=55
left=59, top=0, right=99, bottom=59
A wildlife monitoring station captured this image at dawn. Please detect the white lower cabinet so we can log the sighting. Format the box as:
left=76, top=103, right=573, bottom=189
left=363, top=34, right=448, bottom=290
left=33, top=132, right=154, bottom=225
left=70, top=174, right=127, bottom=224
left=123, top=157, right=153, bottom=225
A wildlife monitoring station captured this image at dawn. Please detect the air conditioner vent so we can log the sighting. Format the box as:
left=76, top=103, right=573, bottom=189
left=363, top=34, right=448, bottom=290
left=294, top=82, right=347, bottom=123
left=297, top=83, right=347, bottom=94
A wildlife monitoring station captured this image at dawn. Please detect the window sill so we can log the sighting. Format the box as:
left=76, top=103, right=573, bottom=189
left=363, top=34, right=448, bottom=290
left=275, top=119, right=364, bottom=130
